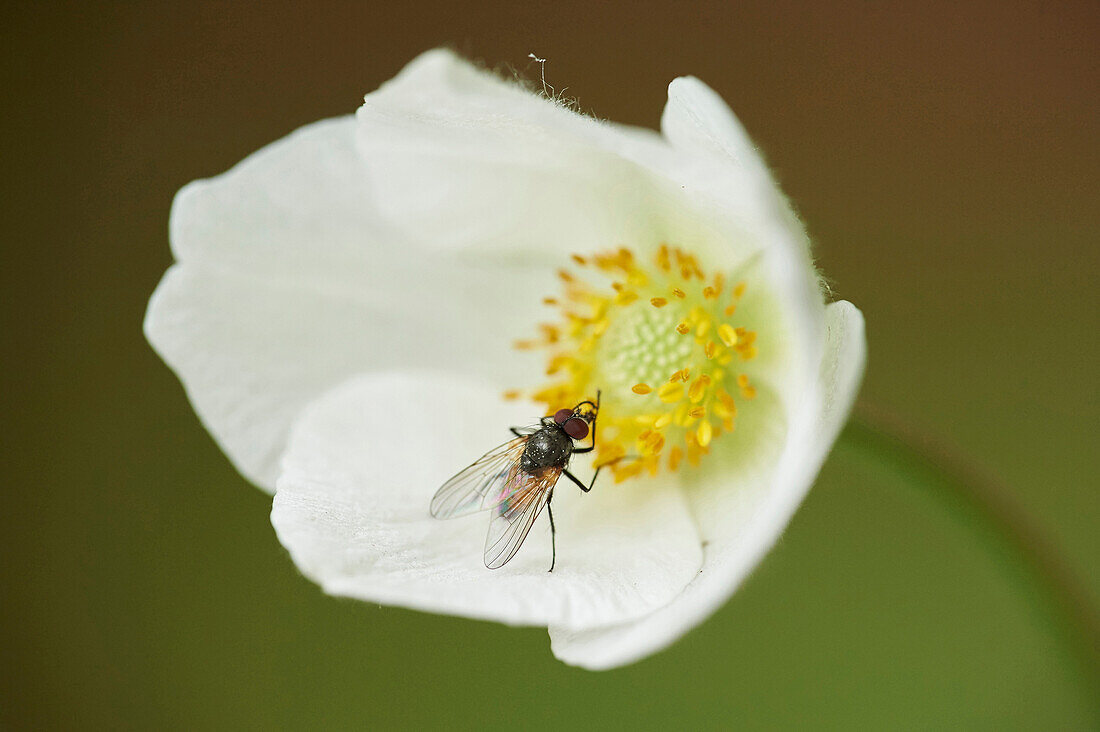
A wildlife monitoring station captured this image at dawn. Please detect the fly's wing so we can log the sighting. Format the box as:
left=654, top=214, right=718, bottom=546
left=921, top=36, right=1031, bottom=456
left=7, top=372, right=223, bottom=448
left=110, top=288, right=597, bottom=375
left=430, top=432, right=534, bottom=519
left=483, top=465, right=562, bottom=569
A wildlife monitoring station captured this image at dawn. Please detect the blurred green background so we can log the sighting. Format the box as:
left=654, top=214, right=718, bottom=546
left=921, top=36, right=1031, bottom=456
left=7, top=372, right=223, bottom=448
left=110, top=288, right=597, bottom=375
left=3, top=1, right=1097, bottom=728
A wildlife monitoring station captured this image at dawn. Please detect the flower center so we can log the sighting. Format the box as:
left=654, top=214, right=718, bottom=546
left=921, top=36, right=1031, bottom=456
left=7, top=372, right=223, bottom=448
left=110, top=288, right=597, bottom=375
left=511, top=246, right=759, bottom=482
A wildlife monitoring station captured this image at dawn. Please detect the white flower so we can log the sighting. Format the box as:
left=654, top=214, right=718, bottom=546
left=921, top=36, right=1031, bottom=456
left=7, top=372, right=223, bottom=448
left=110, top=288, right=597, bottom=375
left=145, top=49, right=865, bottom=670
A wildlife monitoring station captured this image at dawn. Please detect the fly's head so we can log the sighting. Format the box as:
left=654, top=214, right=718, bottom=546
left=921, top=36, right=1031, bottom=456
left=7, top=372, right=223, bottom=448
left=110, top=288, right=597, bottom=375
left=552, top=391, right=600, bottom=442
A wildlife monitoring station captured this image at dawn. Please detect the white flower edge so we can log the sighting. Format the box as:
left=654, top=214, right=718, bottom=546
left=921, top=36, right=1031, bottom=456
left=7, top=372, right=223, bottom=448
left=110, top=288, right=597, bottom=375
left=549, top=300, right=866, bottom=669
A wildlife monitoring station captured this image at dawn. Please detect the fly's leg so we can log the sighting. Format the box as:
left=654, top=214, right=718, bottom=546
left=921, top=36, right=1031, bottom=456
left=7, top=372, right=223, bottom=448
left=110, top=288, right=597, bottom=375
left=562, top=466, right=603, bottom=493
left=547, top=494, right=556, bottom=572
left=563, top=452, right=639, bottom=493
left=509, top=427, right=526, bottom=438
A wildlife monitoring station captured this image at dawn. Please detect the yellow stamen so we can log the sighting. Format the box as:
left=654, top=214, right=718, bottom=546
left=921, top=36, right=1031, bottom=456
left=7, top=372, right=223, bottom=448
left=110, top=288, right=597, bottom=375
left=688, top=374, right=711, bottom=403
left=668, top=446, right=683, bottom=471
left=717, top=323, right=738, bottom=347
left=669, top=368, right=691, bottom=383
left=697, top=420, right=713, bottom=447
left=658, top=382, right=684, bottom=403
left=514, top=246, right=762, bottom=482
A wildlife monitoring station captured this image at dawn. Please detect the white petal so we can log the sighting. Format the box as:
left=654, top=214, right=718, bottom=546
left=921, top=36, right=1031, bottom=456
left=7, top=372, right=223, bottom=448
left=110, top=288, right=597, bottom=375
left=662, top=76, right=778, bottom=201
left=356, top=50, right=678, bottom=263
left=169, top=117, right=387, bottom=282
left=355, top=49, right=772, bottom=272
left=549, top=301, right=865, bottom=669
left=271, top=373, right=703, bottom=632
left=146, top=117, right=548, bottom=489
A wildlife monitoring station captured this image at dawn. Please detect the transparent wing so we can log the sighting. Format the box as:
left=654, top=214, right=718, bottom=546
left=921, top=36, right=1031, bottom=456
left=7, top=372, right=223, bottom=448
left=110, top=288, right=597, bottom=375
left=483, top=465, right=562, bottom=569
left=430, top=432, right=534, bottom=519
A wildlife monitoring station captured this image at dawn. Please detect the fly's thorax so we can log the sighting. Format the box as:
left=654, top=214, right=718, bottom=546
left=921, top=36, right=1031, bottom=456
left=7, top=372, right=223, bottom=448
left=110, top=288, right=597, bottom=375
left=521, top=427, right=574, bottom=471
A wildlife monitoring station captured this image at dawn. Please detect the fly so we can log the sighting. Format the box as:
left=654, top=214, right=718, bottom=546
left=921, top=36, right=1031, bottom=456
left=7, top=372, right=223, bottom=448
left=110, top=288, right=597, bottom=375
left=430, top=391, right=609, bottom=571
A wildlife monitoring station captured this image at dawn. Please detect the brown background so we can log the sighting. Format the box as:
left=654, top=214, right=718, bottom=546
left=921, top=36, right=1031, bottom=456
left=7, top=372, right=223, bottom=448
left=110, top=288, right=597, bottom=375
left=2, top=1, right=1097, bottom=727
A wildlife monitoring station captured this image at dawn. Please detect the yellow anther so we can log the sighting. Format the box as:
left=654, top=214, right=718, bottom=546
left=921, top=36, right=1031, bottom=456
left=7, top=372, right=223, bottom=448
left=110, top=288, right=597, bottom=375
left=702, top=286, right=716, bottom=299
left=542, top=296, right=559, bottom=305
left=657, top=382, right=684, bottom=403
left=642, top=431, right=665, bottom=455
left=717, top=323, right=739, bottom=347
left=613, top=291, right=638, bottom=306
left=650, top=297, right=668, bottom=308
left=593, top=443, right=625, bottom=468
left=669, top=368, right=690, bottom=383
left=688, top=374, right=711, bottom=403
left=688, top=406, right=705, bottom=419
left=632, top=383, right=653, bottom=395
left=611, top=281, right=625, bottom=292
left=502, top=390, right=521, bottom=400
left=676, top=322, right=690, bottom=335
left=695, top=319, right=711, bottom=338
left=671, top=287, right=686, bottom=299
left=557, top=269, right=574, bottom=283
left=614, top=461, right=644, bottom=483
left=513, top=339, right=538, bottom=350
left=571, top=254, right=587, bottom=266
left=654, top=413, right=672, bottom=429
left=737, top=374, right=750, bottom=388
left=656, top=244, right=671, bottom=271
left=718, top=388, right=737, bottom=412
left=545, top=355, right=573, bottom=375
left=697, top=420, right=713, bottom=447
left=668, top=446, right=683, bottom=471
left=704, top=341, right=717, bottom=359
left=724, top=304, right=737, bottom=317
left=733, top=282, right=746, bottom=298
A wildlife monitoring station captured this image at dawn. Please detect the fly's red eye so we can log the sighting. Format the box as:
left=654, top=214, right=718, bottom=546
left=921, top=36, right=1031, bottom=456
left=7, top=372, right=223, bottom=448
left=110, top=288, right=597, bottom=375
left=554, top=409, right=573, bottom=424
left=563, top=417, right=589, bottom=440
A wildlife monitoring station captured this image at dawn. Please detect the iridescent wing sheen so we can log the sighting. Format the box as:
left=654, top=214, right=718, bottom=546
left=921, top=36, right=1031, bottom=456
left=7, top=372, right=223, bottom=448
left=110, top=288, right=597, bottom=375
left=483, top=464, right=562, bottom=569
left=430, top=428, right=538, bottom=519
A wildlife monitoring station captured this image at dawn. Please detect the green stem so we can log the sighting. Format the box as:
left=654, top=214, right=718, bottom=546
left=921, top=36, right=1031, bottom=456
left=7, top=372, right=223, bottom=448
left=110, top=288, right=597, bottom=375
left=840, top=406, right=1100, bottom=691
